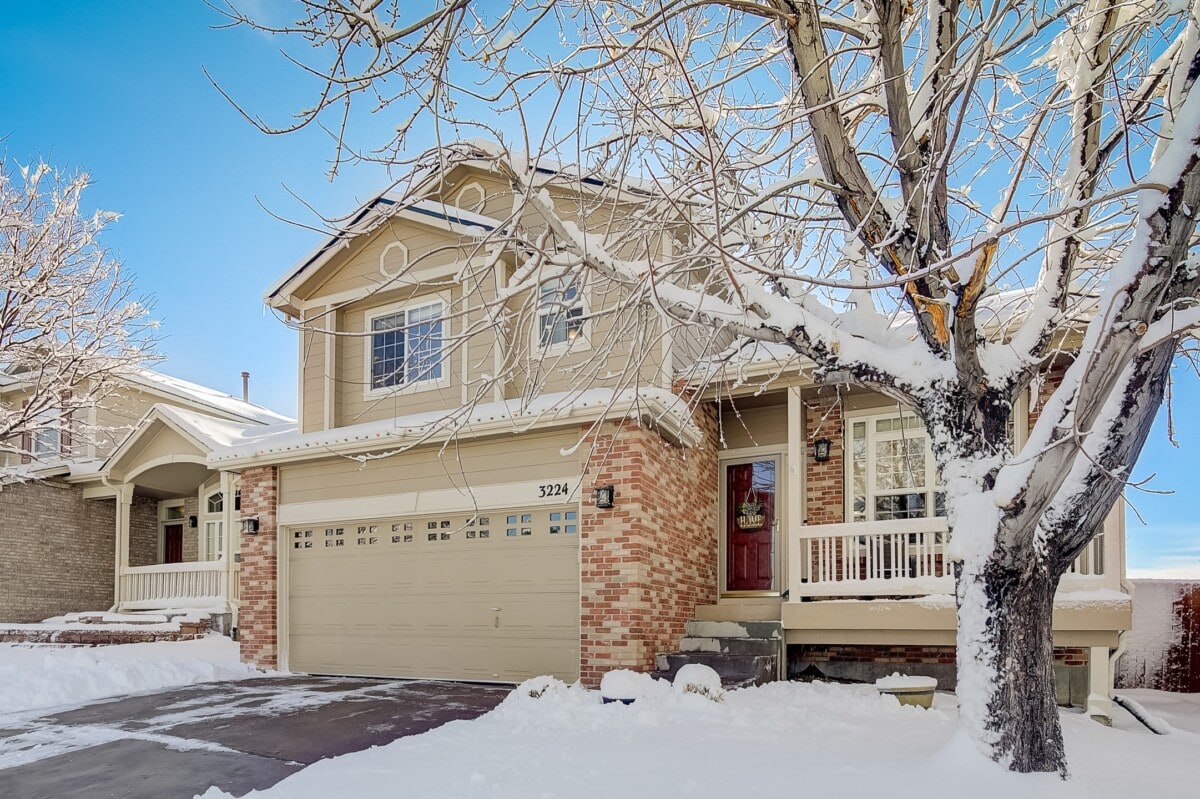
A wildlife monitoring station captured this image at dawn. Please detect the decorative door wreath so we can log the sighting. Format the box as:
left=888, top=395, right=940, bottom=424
left=736, top=488, right=765, bottom=531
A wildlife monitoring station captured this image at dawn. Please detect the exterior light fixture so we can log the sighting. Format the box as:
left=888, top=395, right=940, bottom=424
left=188, top=515, right=198, bottom=528
left=813, top=438, right=832, bottom=463
left=594, top=485, right=615, bottom=509
left=241, top=516, right=260, bottom=535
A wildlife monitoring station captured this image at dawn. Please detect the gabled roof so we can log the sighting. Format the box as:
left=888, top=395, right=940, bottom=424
left=122, top=368, right=293, bottom=426
left=100, top=403, right=296, bottom=478
left=264, top=196, right=501, bottom=311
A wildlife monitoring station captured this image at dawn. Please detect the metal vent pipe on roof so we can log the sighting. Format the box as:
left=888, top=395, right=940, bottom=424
left=241, top=371, right=250, bottom=403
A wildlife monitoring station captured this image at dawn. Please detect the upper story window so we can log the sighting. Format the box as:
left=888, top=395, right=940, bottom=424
left=537, top=276, right=585, bottom=349
left=30, top=408, right=62, bottom=458
left=848, top=410, right=945, bottom=522
left=368, top=299, right=444, bottom=391
left=206, top=492, right=224, bottom=513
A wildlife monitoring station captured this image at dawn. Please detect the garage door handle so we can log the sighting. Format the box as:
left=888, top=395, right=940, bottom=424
left=491, top=607, right=501, bottom=611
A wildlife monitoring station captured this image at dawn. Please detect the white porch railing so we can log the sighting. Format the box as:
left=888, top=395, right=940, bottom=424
left=118, top=561, right=230, bottom=610
left=790, top=518, right=1109, bottom=599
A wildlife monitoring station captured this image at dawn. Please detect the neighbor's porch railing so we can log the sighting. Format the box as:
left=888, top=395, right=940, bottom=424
left=118, top=561, right=230, bottom=610
left=789, top=518, right=1108, bottom=599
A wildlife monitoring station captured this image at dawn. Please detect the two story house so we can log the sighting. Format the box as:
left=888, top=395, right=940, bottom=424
left=93, top=147, right=1131, bottom=710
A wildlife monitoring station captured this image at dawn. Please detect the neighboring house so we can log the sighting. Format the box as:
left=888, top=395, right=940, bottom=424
left=0, top=369, right=293, bottom=622
left=81, top=147, right=1130, bottom=710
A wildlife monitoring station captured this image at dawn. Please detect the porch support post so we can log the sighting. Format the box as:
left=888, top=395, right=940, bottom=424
left=1086, top=646, right=1114, bottom=724
left=219, top=469, right=235, bottom=611
left=112, top=483, right=133, bottom=610
left=787, top=387, right=804, bottom=595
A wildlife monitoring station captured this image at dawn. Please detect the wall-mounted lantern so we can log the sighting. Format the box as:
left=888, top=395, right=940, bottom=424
left=188, top=515, right=198, bottom=528
left=240, top=516, right=260, bottom=535
left=594, top=485, right=615, bottom=509
left=813, top=438, right=832, bottom=463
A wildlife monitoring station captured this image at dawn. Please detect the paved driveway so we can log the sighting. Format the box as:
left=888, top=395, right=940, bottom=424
left=0, top=676, right=510, bottom=799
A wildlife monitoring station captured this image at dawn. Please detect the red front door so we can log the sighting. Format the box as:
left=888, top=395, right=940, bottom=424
left=164, top=524, right=183, bottom=564
left=725, top=458, right=777, bottom=592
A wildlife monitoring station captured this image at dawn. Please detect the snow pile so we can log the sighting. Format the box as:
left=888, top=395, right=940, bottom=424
left=876, top=673, right=938, bottom=690
left=599, top=668, right=665, bottom=702
left=198, top=680, right=1199, bottom=799
left=673, top=663, right=725, bottom=701
left=0, top=635, right=262, bottom=716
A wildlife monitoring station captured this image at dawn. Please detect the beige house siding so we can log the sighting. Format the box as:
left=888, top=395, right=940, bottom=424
left=279, top=428, right=582, bottom=506
left=720, top=402, right=789, bottom=450
left=300, top=319, right=327, bottom=434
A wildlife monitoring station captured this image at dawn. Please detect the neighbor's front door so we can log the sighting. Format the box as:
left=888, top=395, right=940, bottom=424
left=164, top=524, right=183, bottom=564
left=724, top=457, right=779, bottom=593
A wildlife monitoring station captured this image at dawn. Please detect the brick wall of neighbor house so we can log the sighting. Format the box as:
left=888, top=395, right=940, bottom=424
left=238, top=466, right=279, bottom=668
left=0, top=481, right=116, bottom=621
left=578, top=407, right=720, bottom=685
left=128, top=495, right=159, bottom=568
left=183, top=496, right=200, bottom=563
left=804, top=390, right=844, bottom=526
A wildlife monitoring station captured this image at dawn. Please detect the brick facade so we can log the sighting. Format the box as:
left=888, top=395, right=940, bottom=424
left=238, top=465, right=279, bottom=668
left=804, top=390, right=844, bottom=525
left=577, top=408, right=719, bottom=685
left=128, top=495, right=159, bottom=568
left=0, top=480, right=117, bottom=621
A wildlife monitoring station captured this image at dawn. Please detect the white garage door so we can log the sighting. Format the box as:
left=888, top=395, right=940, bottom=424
left=286, top=505, right=580, bottom=682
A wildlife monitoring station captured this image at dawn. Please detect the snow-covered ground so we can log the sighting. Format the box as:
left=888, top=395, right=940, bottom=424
left=0, top=635, right=262, bottom=717
left=200, top=678, right=1199, bottom=799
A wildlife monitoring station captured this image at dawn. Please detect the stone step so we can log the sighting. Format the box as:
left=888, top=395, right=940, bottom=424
left=654, top=652, right=777, bottom=687
left=679, top=636, right=781, bottom=656
left=684, top=619, right=783, bottom=641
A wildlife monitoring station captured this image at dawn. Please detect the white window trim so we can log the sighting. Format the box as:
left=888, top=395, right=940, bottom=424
left=455, top=181, right=486, bottom=213
left=158, top=499, right=186, bottom=564
left=200, top=490, right=225, bottom=563
left=843, top=406, right=942, bottom=523
left=530, top=274, right=592, bottom=357
left=362, top=293, right=452, bottom=398
left=30, top=408, right=62, bottom=458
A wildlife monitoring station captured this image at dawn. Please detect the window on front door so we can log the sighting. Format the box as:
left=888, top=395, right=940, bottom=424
left=848, top=411, right=945, bottom=522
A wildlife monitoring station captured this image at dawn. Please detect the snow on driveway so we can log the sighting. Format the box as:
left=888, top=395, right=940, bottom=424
left=0, top=635, right=262, bottom=717
left=199, top=679, right=1199, bottom=799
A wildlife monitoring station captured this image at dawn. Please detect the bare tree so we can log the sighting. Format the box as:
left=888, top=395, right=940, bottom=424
left=217, top=0, right=1200, bottom=773
left=0, top=160, right=155, bottom=470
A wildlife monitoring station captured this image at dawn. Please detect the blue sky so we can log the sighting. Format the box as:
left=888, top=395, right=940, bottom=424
left=1, top=2, right=1195, bottom=576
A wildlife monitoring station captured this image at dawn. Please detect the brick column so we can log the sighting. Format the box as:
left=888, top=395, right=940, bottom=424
left=238, top=465, right=279, bottom=668
left=804, top=390, right=844, bottom=525
left=578, top=406, right=719, bottom=685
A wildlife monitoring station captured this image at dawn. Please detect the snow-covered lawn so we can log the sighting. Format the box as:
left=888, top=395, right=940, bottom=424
left=0, top=635, right=262, bottom=717
left=200, top=678, right=1198, bottom=799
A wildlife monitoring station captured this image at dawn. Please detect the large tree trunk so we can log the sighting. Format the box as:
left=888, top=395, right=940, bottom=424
left=956, top=545, right=1067, bottom=774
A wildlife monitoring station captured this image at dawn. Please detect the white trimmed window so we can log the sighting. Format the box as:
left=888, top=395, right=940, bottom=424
left=30, top=408, right=62, bottom=458
left=536, top=276, right=585, bottom=349
left=368, top=299, right=445, bottom=391
left=847, top=410, right=945, bottom=522
left=201, top=491, right=224, bottom=562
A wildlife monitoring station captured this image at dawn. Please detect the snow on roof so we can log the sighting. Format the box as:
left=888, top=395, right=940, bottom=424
left=208, top=387, right=697, bottom=465
left=155, top=404, right=296, bottom=453
left=125, top=368, right=293, bottom=426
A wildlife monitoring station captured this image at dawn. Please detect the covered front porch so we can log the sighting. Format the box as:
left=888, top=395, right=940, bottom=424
left=101, top=407, right=244, bottom=621
left=688, top=383, right=1131, bottom=705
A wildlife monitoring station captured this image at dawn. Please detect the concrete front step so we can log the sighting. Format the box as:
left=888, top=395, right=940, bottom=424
left=654, top=652, right=778, bottom=687
left=684, top=619, right=783, bottom=641
left=679, top=636, right=780, bottom=656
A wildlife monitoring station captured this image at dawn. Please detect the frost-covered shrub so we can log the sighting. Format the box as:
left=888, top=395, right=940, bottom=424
left=673, top=663, right=725, bottom=702
left=514, top=675, right=569, bottom=700
left=599, top=669, right=659, bottom=702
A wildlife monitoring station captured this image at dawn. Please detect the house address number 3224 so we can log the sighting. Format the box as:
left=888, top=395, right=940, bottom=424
left=538, top=482, right=570, bottom=498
